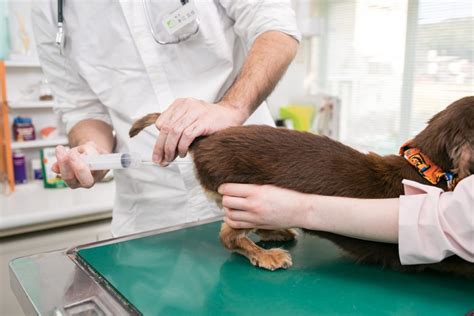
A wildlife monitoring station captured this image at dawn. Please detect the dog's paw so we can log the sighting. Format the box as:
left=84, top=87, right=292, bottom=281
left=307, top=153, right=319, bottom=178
left=256, top=228, right=298, bottom=242
left=250, top=248, right=293, bottom=271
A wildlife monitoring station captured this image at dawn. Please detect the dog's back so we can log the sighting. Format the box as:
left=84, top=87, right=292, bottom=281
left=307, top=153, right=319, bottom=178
left=191, top=125, right=426, bottom=199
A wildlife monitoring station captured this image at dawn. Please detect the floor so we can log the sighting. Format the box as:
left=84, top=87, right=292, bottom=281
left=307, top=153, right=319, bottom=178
left=0, top=219, right=112, bottom=316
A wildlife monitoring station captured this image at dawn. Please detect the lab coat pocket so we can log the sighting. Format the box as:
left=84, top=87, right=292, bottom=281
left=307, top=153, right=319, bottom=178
left=174, top=10, right=234, bottom=73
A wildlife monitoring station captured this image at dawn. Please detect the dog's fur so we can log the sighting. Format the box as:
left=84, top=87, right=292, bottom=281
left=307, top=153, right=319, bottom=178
left=130, top=97, right=474, bottom=277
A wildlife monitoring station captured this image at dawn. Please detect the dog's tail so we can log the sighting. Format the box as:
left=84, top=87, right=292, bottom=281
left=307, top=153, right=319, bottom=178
left=129, top=112, right=207, bottom=149
left=129, top=112, right=161, bottom=138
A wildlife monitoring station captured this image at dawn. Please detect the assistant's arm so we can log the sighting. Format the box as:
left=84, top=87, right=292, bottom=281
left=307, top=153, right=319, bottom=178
left=219, top=175, right=474, bottom=265
left=218, top=184, right=400, bottom=243
left=398, top=176, right=474, bottom=264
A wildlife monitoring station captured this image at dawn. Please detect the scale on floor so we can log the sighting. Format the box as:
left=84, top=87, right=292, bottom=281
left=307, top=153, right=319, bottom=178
left=9, top=217, right=474, bottom=315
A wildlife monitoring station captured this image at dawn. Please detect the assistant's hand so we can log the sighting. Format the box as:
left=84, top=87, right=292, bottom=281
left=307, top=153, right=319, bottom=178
left=52, top=142, right=109, bottom=189
left=218, top=184, right=310, bottom=230
left=152, top=98, right=247, bottom=166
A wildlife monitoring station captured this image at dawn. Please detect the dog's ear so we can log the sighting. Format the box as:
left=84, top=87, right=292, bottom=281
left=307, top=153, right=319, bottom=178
left=400, top=138, right=416, bottom=151
left=449, top=140, right=473, bottom=181
left=129, top=113, right=161, bottom=138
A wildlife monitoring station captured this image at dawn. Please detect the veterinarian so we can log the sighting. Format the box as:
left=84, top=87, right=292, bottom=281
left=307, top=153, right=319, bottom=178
left=220, top=175, right=474, bottom=265
left=32, top=1, right=300, bottom=236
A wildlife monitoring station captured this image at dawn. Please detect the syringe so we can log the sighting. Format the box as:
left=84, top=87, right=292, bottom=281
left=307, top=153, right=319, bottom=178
left=81, top=153, right=190, bottom=170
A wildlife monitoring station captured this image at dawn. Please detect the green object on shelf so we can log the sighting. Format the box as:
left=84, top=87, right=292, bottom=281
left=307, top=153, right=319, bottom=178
left=78, top=221, right=474, bottom=316
left=279, top=105, right=315, bottom=131
left=0, top=1, right=10, bottom=60
left=40, top=148, right=67, bottom=188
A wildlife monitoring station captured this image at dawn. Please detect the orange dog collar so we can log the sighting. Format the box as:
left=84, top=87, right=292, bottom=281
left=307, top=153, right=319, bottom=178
left=399, top=146, right=456, bottom=190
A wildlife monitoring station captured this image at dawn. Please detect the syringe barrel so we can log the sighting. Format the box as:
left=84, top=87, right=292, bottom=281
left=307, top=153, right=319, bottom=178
left=82, top=153, right=142, bottom=170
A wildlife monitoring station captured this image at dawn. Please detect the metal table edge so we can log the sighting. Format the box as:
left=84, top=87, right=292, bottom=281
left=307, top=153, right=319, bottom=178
left=8, top=216, right=223, bottom=315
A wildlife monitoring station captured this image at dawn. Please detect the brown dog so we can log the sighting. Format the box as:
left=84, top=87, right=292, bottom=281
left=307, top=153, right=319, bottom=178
left=130, top=97, right=474, bottom=277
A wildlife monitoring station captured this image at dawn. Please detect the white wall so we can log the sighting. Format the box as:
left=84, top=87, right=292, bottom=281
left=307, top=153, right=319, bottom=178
left=266, top=49, right=308, bottom=118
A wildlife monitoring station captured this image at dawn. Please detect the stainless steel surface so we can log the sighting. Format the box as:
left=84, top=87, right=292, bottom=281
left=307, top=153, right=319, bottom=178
left=9, top=217, right=222, bottom=315
left=9, top=250, right=135, bottom=315
left=69, top=216, right=222, bottom=254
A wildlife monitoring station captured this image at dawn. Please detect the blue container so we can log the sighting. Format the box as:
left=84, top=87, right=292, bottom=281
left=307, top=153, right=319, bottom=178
left=13, top=152, right=27, bottom=184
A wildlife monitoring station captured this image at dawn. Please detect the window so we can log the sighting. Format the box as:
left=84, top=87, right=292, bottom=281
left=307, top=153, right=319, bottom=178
left=315, top=0, right=473, bottom=154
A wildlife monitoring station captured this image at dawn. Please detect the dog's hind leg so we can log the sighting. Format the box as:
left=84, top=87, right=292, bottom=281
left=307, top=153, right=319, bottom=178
left=256, top=229, right=298, bottom=242
left=220, top=223, right=293, bottom=271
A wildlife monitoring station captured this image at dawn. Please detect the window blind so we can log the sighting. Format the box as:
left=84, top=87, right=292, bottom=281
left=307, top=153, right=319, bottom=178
left=318, top=0, right=473, bottom=154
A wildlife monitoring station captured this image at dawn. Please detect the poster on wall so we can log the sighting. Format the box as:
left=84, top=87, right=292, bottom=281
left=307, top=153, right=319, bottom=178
left=6, top=1, right=38, bottom=62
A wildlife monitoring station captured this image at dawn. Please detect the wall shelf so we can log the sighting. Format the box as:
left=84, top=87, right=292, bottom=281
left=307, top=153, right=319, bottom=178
left=8, top=100, right=56, bottom=109
left=11, top=137, right=68, bottom=150
left=5, top=59, right=41, bottom=68
left=0, top=181, right=115, bottom=237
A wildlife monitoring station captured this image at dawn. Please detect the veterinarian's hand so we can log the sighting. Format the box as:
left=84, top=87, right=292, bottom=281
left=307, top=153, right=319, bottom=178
left=52, top=142, right=109, bottom=189
left=152, top=98, right=247, bottom=166
left=218, top=184, right=309, bottom=229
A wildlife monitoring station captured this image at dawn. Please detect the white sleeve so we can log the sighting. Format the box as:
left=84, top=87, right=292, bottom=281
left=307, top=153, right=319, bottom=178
left=218, top=0, right=301, bottom=47
left=31, top=2, right=112, bottom=133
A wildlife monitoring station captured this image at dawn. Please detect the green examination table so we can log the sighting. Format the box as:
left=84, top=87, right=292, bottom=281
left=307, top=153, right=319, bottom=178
left=9, top=218, right=474, bottom=315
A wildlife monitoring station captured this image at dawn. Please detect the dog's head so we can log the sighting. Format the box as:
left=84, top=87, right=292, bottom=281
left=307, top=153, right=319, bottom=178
left=409, top=96, right=474, bottom=182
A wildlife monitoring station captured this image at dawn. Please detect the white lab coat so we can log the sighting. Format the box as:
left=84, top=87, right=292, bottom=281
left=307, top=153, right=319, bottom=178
left=32, top=0, right=301, bottom=236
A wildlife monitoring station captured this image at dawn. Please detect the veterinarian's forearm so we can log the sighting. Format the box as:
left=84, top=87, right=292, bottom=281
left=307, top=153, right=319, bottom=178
left=68, top=119, right=115, bottom=152
left=304, top=195, right=400, bottom=244
left=219, top=31, right=298, bottom=117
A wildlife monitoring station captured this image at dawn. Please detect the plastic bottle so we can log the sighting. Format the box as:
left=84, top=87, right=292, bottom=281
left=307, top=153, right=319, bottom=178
left=13, top=151, right=27, bottom=184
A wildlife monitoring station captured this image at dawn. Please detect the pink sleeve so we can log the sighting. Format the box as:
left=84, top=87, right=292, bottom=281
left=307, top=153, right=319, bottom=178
left=398, top=175, right=474, bottom=265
